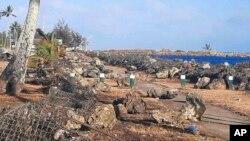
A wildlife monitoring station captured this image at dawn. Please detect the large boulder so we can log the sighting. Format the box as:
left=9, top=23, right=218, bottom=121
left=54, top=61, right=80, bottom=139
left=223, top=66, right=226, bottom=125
left=179, top=93, right=206, bottom=121
left=88, top=104, right=117, bottom=129
left=124, top=93, right=146, bottom=114
left=156, top=70, right=169, bottom=79
left=93, top=57, right=102, bottom=66
left=152, top=111, right=175, bottom=124
left=65, top=110, right=85, bottom=130
left=74, top=68, right=84, bottom=75
left=127, top=65, right=137, bottom=71
left=82, top=67, right=100, bottom=78
left=147, top=87, right=178, bottom=99
left=114, top=104, right=128, bottom=118
left=105, top=72, right=120, bottom=79
left=202, top=63, right=211, bottom=69
left=116, top=76, right=130, bottom=87
left=207, top=79, right=226, bottom=90
left=94, top=82, right=111, bottom=92
left=194, top=77, right=210, bottom=89
left=169, top=67, right=180, bottom=78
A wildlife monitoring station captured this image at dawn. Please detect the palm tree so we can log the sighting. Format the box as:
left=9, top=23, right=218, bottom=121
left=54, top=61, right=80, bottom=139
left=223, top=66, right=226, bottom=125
left=203, top=43, right=212, bottom=51
left=0, top=0, right=40, bottom=95
left=0, top=5, right=16, bottom=19
left=10, top=21, right=22, bottom=48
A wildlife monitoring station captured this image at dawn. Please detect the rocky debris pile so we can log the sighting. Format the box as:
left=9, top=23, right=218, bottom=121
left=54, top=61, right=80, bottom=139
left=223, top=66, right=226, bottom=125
left=45, top=81, right=117, bottom=135
left=25, top=60, right=56, bottom=86
left=88, top=52, right=173, bottom=75
left=88, top=51, right=250, bottom=91
left=179, top=93, right=206, bottom=121
left=234, top=62, right=250, bottom=91
left=113, top=91, right=180, bottom=125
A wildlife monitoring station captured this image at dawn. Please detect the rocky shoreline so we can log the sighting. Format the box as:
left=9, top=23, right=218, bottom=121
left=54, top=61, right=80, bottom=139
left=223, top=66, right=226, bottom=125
left=86, top=51, right=250, bottom=91
left=97, top=49, right=250, bottom=57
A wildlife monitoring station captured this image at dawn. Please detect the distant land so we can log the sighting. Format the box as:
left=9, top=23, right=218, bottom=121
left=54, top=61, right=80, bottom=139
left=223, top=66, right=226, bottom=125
left=96, top=48, right=250, bottom=57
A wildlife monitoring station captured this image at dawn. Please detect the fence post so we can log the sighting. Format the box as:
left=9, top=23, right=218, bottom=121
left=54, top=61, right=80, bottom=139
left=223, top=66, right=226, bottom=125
left=180, top=75, right=186, bottom=88
left=130, top=74, right=135, bottom=89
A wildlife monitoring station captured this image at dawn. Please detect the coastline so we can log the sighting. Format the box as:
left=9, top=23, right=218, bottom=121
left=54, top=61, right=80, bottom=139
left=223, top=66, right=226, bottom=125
left=97, top=49, right=250, bottom=57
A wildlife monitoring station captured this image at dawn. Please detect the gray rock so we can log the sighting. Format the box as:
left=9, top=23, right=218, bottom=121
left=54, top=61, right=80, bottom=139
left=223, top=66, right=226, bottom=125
left=194, top=77, right=210, bottom=89
left=83, top=68, right=100, bottom=78
left=105, top=72, right=119, bottom=79
left=169, top=67, right=180, bottom=78
left=65, top=110, right=85, bottom=130
left=74, top=68, right=83, bottom=75
left=147, top=87, right=178, bottom=99
left=202, top=63, right=211, bottom=69
left=94, top=57, right=102, bottom=65
left=94, top=82, right=111, bottom=92
left=127, top=65, right=137, bottom=71
left=179, top=93, right=206, bottom=121
left=116, top=76, right=130, bottom=87
left=114, top=104, right=128, bottom=118
left=156, top=70, right=169, bottom=79
left=207, top=79, right=226, bottom=90
left=124, top=93, right=146, bottom=114
left=152, top=111, right=174, bottom=124
left=88, top=104, right=117, bottom=129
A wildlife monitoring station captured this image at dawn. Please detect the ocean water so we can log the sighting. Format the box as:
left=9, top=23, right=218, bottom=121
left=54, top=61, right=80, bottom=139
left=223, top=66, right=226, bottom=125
left=154, top=55, right=250, bottom=65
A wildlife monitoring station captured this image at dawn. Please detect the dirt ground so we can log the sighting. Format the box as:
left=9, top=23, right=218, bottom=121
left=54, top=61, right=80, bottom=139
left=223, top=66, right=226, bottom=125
left=103, top=65, right=250, bottom=140
left=105, top=65, right=250, bottom=118
left=0, top=61, right=249, bottom=140
left=153, top=79, right=250, bottom=117
left=0, top=61, right=45, bottom=107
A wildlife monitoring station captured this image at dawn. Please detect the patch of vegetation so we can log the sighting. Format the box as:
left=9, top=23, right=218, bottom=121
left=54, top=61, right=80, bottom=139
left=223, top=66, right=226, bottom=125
left=35, top=40, right=58, bottom=65
left=175, top=50, right=185, bottom=53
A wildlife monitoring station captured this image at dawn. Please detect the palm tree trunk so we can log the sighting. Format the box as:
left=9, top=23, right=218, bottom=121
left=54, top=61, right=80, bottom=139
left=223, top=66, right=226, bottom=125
left=0, top=0, right=40, bottom=95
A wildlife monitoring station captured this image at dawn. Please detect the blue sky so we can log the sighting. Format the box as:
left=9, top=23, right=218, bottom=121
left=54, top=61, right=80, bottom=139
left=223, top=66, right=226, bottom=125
left=1, top=0, right=250, bottom=52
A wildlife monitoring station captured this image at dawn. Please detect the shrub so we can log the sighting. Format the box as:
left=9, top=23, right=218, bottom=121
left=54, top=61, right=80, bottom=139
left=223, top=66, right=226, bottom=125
left=35, top=40, right=58, bottom=65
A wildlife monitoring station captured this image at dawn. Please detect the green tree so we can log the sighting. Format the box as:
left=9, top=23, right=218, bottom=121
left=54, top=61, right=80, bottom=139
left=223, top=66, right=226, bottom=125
left=0, top=5, right=16, bottom=19
left=53, top=20, right=73, bottom=47
left=9, top=21, right=22, bottom=48
left=203, top=43, right=212, bottom=52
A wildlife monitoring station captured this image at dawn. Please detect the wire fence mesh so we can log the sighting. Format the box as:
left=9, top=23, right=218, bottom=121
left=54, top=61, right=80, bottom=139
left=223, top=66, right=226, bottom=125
left=0, top=77, right=97, bottom=141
